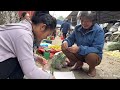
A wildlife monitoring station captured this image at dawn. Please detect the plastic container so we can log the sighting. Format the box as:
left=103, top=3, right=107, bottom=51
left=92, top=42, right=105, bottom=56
left=40, top=43, right=51, bottom=48
left=42, top=39, right=52, bottom=44
left=43, top=51, right=50, bottom=60
left=61, top=36, right=64, bottom=40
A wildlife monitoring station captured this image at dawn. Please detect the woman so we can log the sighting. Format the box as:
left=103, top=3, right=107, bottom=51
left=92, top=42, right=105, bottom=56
left=0, top=11, right=56, bottom=79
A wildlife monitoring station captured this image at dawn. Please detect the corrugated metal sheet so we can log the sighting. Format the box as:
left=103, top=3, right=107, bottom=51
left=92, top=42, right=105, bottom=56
left=66, top=11, right=120, bottom=25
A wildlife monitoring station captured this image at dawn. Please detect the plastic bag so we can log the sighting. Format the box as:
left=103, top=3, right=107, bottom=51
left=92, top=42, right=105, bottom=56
left=51, top=51, right=66, bottom=70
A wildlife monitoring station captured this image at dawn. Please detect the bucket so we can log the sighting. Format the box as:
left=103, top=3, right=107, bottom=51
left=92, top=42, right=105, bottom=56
left=50, top=36, right=55, bottom=40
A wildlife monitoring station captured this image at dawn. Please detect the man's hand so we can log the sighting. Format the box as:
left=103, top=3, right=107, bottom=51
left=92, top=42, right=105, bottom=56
left=61, top=41, right=68, bottom=50
left=67, top=45, right=79, bottom=53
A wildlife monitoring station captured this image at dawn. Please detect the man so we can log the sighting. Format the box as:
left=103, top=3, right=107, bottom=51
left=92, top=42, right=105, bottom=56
left=20, top=12, right=31, bottom=23
left=61, top=11, right=104, bottom=77
left=60, top=19, right=70, bottom=39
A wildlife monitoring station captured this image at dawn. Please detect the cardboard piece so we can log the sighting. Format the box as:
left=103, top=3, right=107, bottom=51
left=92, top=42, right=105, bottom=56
left=53, top=71, right=75, bottom=79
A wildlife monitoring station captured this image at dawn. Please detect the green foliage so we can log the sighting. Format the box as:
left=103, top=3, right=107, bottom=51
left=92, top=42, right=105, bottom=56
left=105, top=42, right=120, bottom=51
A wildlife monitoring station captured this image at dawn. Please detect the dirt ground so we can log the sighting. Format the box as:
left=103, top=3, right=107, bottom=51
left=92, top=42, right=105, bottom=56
left=36, top=30, right=120, bottom=79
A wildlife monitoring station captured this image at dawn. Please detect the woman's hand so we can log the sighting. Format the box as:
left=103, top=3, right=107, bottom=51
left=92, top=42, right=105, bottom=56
left=37, top=56, right=48, bottom=66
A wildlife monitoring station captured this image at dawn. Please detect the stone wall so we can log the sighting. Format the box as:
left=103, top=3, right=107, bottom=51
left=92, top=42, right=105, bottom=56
left=0, top=11, right=19, bottom=25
